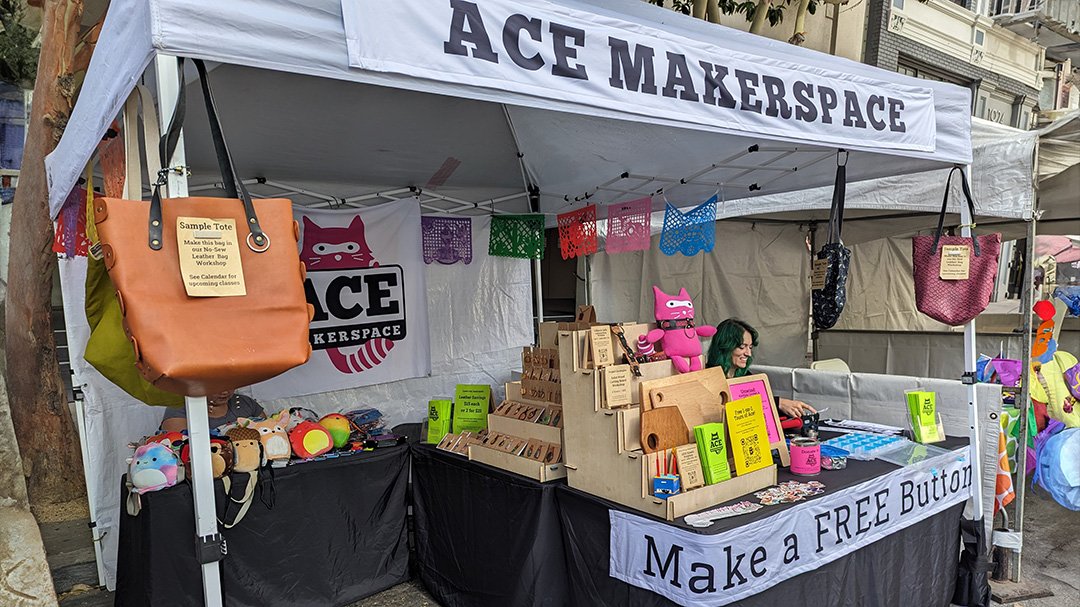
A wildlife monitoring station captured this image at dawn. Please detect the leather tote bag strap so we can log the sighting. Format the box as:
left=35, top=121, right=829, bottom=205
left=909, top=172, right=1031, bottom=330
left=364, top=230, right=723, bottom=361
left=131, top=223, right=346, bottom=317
left=121, top=84, right=162, bottom=201
left=148, top=58, right=268, bottom=253
left=931, top=166, right=980, bottom=257
left=825, top=151, right=847, bottom=246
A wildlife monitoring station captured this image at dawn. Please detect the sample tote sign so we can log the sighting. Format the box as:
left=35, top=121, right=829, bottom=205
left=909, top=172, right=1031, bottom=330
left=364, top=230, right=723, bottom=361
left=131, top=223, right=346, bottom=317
left=341, top=0, right=936, bottom=152
left=252, top=203, right=430, bottom=400
left=610, top=450, right=970, bottom=605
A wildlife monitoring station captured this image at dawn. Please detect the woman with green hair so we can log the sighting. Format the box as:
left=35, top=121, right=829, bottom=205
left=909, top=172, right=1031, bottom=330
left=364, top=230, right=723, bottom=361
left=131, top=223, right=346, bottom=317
left=705, top=318, right=816, bottom=418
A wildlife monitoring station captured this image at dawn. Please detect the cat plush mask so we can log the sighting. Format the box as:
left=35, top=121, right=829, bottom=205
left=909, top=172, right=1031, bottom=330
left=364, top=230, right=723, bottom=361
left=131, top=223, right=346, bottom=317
left=645, top=286, right=717, bottom=374
left=227, top=426, right=264, bottom=473
left=242, top=411, right=291, bottom=461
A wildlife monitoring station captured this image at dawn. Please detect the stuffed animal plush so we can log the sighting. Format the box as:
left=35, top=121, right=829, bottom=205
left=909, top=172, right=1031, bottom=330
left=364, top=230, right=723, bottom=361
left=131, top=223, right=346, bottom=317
left=227, top=426, right=264, bottom=473
left=180, top=438, right=234, bottom=479
left=289, top=420, right=334, bottom=458
left=319, top=413, right=352, bottom=448
left=128, top=441, right=179, bottom=494
left=242, top=411, right=292, bottom=462
left=645, top=286, right=716, bottom=373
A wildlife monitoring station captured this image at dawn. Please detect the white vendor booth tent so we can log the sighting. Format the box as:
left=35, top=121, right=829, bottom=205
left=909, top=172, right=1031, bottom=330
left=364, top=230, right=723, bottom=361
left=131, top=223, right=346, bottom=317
left=45, top=0, right=1007, bottom=601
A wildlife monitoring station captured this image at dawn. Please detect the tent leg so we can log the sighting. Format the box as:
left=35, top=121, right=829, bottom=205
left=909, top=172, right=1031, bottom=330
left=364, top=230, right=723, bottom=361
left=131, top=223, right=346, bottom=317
left=73, top=396, right=107, bottom=587
left=533, top=258, right=544, bottom=323
left=186, top=396, right=224, bottom=607
left=156, top=55, right=223, bottom=605
left=1008, top=202, right=1037, bottom=582
left=960, top=165, right=984, bottom=524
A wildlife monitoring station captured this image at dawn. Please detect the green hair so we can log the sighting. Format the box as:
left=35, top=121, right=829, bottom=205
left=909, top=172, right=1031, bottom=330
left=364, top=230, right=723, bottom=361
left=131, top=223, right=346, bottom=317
left=705, top=318, right=758, bottom=378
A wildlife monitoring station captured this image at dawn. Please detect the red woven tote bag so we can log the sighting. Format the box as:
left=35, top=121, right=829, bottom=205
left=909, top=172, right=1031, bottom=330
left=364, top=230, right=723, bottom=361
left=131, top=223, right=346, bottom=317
left=911, top=167, right=1001, bottom=326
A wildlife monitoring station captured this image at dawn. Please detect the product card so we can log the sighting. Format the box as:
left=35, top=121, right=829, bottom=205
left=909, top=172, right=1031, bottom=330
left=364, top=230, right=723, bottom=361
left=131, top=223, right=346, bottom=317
left=811, top=258, right=828, bottom=290
left=675, top=444, right=706, bottom=490
left=725, top=395, right=774, bottom=476
left=453, top=384, right=492, bottom=434
left=939, top=244, right=970, bottom=280
left=176, top=216, right=246, bottom=296
left=604, top=364, right=634, bottom=408
left=590, top=325, right=615, bottom=368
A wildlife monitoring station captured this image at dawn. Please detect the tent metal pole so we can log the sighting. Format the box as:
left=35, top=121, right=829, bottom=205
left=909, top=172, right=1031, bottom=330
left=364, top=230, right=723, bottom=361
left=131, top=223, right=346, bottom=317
left=155, top=55, right=224, bottom=607
left=960, top=165, right=985, bottom=525
left=1008, top=135, right=1040, bottom=582
left=1009, top=214, right=1035, bottom=582
left=534, top=258, right=544, bottom=323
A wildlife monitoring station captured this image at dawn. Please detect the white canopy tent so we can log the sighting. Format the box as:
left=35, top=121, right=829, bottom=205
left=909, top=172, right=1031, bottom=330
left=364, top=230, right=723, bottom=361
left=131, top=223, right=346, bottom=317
left=46, top=0, right=1013, bottom=602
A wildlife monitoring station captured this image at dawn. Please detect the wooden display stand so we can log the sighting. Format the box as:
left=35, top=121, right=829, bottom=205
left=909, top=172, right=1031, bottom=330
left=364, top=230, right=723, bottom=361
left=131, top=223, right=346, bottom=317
left=468, top=388, right=566, bottom=483
left=559, top=328, right=776, bottom=521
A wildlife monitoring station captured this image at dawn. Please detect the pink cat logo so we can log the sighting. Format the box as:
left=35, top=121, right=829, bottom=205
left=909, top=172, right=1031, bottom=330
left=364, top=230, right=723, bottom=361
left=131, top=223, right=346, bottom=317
left=301, top=216, right=403, bottom=374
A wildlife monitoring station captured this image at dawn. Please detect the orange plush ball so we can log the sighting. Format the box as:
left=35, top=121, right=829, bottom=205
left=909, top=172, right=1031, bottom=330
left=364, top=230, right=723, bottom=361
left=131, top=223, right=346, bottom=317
left=289, top=421, right=333, bottom=458
left=319, top=414, right=352, bottom=448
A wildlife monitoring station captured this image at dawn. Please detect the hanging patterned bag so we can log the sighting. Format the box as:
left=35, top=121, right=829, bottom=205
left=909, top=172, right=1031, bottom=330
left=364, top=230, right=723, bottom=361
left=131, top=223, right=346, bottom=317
left=911, top=167, right=1002, bottom=326
left=811, top=151, right=850, bottom=330
left=92, top=58, right=312, bottom=396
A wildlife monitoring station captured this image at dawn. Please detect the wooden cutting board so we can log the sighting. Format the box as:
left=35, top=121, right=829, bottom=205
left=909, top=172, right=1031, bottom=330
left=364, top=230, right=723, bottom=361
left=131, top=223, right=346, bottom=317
left=638, top=366, right=731, bottom=412
left=648, top=381, right=725, bottom=431
left=640, top=406, right=691, bottom=454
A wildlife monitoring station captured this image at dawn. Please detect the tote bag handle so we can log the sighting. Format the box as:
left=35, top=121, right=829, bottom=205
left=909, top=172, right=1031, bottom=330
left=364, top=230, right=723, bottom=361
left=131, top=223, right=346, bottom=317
left=148, top=58, right=269, bottom=253
left=931, top=167, right=980, bottom=257
left=824, top=151, right=847, bottom=247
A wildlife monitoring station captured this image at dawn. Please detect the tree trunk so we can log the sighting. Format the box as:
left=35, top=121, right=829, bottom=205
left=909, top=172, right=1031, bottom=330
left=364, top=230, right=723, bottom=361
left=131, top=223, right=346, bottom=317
left=789, top=0, right=812, bottom=45
left=5, top=0, right=87, bottom=504
left=749, top=0, right=773, bottom=35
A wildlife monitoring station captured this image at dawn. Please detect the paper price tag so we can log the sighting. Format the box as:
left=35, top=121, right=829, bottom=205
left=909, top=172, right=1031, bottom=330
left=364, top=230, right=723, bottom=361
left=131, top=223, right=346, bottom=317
left=939, top=244, right=970, bottom=280
left=177, top=217, right=246, bottom=296
left=811, top=258, right=828, bottom=290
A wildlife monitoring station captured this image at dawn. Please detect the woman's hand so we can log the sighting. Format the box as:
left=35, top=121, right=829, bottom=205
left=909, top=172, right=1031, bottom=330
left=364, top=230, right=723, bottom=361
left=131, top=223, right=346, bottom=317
left=778, top=398, right=817, bottom=419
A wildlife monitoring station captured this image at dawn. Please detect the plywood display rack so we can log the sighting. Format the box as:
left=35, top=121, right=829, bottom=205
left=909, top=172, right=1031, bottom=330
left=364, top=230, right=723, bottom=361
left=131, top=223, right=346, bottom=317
left=558, top=328, right=776, bottom=521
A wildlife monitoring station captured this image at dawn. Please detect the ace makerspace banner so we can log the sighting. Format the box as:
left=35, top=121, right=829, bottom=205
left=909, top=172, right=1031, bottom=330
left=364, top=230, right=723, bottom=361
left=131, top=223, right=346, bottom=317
left=252, top=203, right=430, bottom=400
left=610, top=449, right=971, bottom=605
left=341, top=0, right=937, bottom=152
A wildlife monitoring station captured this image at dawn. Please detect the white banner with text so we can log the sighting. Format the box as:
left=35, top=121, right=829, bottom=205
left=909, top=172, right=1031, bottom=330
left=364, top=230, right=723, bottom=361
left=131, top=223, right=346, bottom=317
left=341, top=0, right=936, bottom=151
left=610, top=449, right=970, bottom=605
left=252, top=203, right=430, bottom=400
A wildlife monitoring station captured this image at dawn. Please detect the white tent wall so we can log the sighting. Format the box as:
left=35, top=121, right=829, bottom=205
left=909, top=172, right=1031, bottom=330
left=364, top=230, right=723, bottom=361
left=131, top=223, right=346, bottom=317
left=591, top=222, right=811, bottom=368
left=58, top=218, right=531, bottom=590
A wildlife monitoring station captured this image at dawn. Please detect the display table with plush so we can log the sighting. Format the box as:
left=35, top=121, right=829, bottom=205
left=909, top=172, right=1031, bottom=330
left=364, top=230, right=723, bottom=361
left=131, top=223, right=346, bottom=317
left=115, top=444, right=410, bottom=607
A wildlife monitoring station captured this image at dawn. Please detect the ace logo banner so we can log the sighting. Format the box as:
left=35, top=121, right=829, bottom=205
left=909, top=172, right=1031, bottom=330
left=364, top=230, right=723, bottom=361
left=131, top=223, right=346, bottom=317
left=610, top=449, right=971, bottom=606
left=252, top=203, right=431, bottom=400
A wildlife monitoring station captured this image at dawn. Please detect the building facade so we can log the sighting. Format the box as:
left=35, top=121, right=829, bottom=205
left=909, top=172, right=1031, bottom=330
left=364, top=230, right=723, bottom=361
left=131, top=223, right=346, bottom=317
left=866, top=0, right=1045, bottom=129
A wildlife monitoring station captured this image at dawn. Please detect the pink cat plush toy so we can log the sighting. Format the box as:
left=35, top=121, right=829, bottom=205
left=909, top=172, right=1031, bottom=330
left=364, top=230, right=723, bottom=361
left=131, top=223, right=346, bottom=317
left=645, top=287, right=716, bottom=373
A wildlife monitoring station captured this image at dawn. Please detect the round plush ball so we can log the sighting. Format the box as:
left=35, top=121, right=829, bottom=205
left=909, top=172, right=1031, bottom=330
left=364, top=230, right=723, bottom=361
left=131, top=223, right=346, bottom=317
left=289, top=421, right=333, bottom=458
left=319, top=414, right=352, bottom=448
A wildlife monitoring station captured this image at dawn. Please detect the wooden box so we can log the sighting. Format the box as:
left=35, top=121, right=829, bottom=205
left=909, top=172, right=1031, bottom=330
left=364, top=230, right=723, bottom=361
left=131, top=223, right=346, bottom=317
left=488, top=413, right=563, bottom=445
left=468, top=445, right=566, bottom=483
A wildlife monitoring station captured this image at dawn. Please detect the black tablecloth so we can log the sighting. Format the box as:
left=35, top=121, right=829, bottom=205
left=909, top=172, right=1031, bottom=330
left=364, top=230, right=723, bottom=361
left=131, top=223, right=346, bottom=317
left=412, top=436, right=967, bottom=607
left=115, top=444, right=410, bottom=607
left=411, top=444, right=570, bottom=607
left=557, top=486, right=962, bottom=607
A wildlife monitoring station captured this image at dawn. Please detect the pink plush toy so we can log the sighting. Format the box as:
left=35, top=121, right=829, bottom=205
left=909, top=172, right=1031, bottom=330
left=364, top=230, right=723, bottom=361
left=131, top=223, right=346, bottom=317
left=645, top=286, right=716, bottom=373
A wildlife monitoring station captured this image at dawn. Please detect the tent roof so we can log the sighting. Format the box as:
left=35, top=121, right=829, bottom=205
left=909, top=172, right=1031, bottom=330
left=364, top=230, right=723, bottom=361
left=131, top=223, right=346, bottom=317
left=48, top=0, right=979, bottom=220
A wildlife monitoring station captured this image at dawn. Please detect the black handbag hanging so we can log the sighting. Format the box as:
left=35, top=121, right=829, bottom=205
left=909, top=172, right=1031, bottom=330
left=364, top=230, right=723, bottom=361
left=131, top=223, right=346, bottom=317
left=811, top=151, right=851, bottom=331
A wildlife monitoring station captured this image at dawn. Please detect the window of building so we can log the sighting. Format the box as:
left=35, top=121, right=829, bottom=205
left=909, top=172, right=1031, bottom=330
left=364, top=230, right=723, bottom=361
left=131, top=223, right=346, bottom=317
left=977, top=96, right=987, bottom=118
left=893, top=0, right=904, bottom=9
left=974, top=30, right=984, bottom=46
left=896, top=58, right=967, bottom=86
